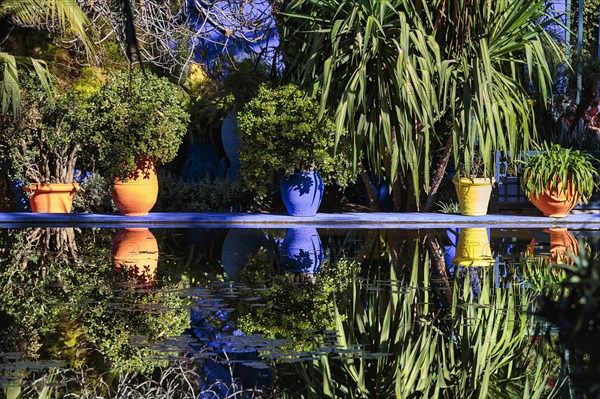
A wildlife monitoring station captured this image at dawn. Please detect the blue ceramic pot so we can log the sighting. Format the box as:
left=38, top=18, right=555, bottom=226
left=280, top=171, right=324, bottom=216
left=279, top=227, right=324, bottom=274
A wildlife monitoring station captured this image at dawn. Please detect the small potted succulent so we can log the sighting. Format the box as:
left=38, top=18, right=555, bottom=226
left=82, top=68, right=190, bottom=216
left=0, top=77, right=85, bottom=213
left=237, top=83, right=353, bottom=216
left=521, top=142, right=600, bottom=217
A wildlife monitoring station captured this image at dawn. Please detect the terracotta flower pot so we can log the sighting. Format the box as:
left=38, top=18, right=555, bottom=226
left=529, top=183, right=579, bottom=218
left=111, top=156, right=158, bottom=216
left=23, top=183, right=80, bottom=213
left=453, top=176, right=495, bottom=216
left=112, top=228, right=159, bottom=285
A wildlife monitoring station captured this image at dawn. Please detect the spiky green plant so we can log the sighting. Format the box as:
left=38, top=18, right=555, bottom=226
left=282, top=247, right=562, bottom=398
left=521, top=142, right=600, bottom=203
left=0, top=0, right=95, bottom=117
left=283, top=0, right=562, bottom=210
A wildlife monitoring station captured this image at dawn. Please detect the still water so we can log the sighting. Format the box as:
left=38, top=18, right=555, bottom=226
left=0, top=226, right=599, bottom=398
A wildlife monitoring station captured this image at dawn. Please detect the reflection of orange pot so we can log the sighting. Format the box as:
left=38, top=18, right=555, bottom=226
left=112, top=228, right=159, bottom=285
left=111, top=156, right=158, bottom=216
left=23, top=183, right=80, bottom=213
left=529, top=183, right=579, bottom=218
left=548, top=228, right=579, bottom=264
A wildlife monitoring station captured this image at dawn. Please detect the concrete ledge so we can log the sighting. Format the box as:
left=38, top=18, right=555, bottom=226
left=1, top=212, right=599, bottom=229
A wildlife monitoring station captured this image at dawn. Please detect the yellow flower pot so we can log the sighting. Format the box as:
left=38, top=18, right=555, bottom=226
left=452, top=228, right=495, bottom=267
left=453, top=176, right=495, bottom=216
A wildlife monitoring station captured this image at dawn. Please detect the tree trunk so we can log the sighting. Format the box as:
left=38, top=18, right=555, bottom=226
left=424, top=134, right=453, bottom=212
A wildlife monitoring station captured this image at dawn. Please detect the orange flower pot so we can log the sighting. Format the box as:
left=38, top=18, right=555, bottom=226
left=111, top=157, right=158, bottom=216
left=23, top=183, right=80, bottom=213
left=112, top=228, right=159, bottom=285
left=529, top=183, right=579, bottom=218
left=548, top=228, right=579, bottom=264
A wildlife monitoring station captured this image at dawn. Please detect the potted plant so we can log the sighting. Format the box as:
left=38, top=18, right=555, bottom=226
left=237, top=83, right=353, bottom=216
left=453, top=149, right=496, bottom=216
left=521, top=142, right=600, bottom=217
left=0, top=77, right=85, bottom=213
left=82, top=68, right=189, bottom=216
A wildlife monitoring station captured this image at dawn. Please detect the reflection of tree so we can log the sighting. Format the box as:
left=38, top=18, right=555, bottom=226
left=0, top=227, right=191, bottom=394
left=1, top=362, right=200, bottom=399
left=235, top=248, right=358, bottom=346
left=281, top=240, right=560, bottom=398
left=538, top=242, right=600, bottom=397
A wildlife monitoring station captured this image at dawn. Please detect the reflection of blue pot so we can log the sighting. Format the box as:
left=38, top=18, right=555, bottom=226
left=11, top=180, right=31, bottom=212
left=280, top=172, right=324, bottom=216
left=279, top=227, right=324, bottom=274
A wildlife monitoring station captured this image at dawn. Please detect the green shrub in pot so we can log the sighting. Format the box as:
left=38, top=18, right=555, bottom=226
left=237, top=83, right=354, bottom=208
left=81, top=68, right=190, bottom=181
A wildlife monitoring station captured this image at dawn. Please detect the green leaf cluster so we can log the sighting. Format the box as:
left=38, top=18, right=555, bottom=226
left=237, top=83, right=354, bottom=196
left=80, top=68, right=190, bottom=180
left=521, top=142, right=600, bottom=203
left=0, top=74, right=89, bottom=184
left=284, top=0, right=562, bottom=207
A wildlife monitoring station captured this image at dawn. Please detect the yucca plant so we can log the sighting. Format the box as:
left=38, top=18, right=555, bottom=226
left=283, top=0, right=562, bottom=211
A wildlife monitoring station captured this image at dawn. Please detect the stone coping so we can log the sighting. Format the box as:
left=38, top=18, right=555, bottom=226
left=1, top=212, right=598, bottom=229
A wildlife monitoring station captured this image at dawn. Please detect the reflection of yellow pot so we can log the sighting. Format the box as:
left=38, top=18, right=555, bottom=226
left=112, top=228, right=159, bottom=285
left=453, top=176, right=495, bottom=216
left=452, top=228, right=494, bottom=267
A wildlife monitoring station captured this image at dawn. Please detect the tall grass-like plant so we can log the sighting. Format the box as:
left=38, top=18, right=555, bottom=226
left=283, top=0, right=562, bottom=210
left=282, top=248, right=561, bottom=398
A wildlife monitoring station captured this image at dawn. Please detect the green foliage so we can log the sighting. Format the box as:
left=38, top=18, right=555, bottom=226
left=284, top=0, right=562, bottom=208
left=0, top=0, right=95, bottom=117
left=237, top=83, right=354, bottom=197
left=0, top=228, right=189, bottom=375
left=283, top=249, right=561, bottom=398
left=235, top=249, right=359, bottom=347
left=537, top=242, right=600, bottom=397
left=0, top=74, right=88, bottom=184
left=154, top=171, right=261, bottom=212
left=521, top=142, right=600, bottom=203
left=81, top=68, right=190, bottom=180
left=71, top=172, right=115, bottom=214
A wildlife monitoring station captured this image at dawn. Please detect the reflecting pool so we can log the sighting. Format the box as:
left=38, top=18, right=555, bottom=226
left=0, top=227, right=599, bottom=398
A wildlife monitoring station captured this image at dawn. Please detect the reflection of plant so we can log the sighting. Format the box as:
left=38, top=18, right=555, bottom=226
left=3, top=362, right=200, bottom=399
left=538, top=242, right=600, bottom=397
left=282, top=249, right=560, bottom=398
left=0, top=228, right=189, bottom=375
left=235, top=249, right=358, bottom=346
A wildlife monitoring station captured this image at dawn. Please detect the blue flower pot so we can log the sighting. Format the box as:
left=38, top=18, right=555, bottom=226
left=279, top=227, right=324, bottom=274
left=279, top=171, right=324, bottom=216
